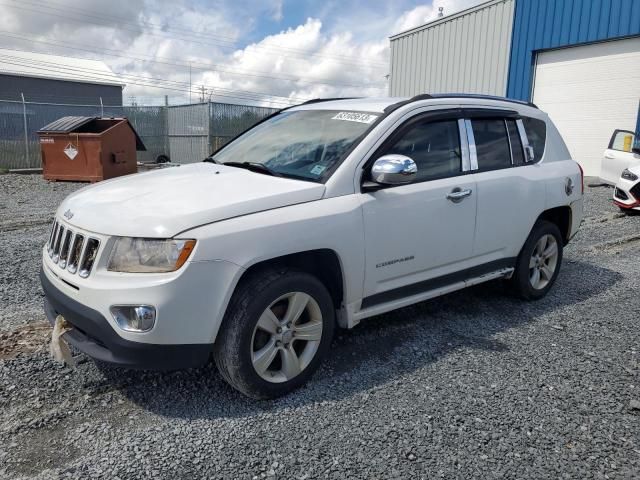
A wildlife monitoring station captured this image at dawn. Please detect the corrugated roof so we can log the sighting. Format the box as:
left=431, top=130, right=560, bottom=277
left=38, top=116, right=95, bottom=133
left=0, top=49, right=124, bottom=87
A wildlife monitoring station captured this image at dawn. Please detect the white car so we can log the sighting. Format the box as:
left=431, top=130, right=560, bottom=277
left=41, top=95, right=584, bottom=399
left=600, top=129, right=639, bottom=185
left=613, top=164, right=640, bottom=213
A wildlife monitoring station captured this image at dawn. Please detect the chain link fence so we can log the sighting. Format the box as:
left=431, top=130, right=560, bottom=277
left=0, top=99, right=279, bottom=170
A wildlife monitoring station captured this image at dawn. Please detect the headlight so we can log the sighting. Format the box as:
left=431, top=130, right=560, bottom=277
left=621, top=169, right=638, bottom=181
left=107, top=238, right=196, bottom=273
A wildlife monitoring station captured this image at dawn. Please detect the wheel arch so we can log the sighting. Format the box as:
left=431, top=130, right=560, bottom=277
left=235, top=249, right=346, bottom=313
left=536, top=206, right=572, bottom=245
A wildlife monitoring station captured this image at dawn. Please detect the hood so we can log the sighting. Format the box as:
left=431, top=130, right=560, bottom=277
left=58, top=163, right=325, bottom=237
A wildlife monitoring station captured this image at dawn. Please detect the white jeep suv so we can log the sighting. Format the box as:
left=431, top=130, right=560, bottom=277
left=41, top=95, right=584, bottom=399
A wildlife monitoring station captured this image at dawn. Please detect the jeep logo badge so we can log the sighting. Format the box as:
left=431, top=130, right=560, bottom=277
left=63, top=209, right=74, bottom=220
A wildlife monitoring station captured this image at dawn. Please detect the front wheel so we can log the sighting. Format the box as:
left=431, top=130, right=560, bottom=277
left=213, top=268, right=335, bottom=399
left=510, top=221, right=563, bottom=300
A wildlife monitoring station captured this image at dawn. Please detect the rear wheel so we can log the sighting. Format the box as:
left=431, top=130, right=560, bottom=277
left=213, top=268, right=334, bottom=399
left=510, top=221, right=563, bottom=300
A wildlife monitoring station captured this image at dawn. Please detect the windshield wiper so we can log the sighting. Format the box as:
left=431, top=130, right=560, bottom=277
left=222, top=161, right=282, bottom=177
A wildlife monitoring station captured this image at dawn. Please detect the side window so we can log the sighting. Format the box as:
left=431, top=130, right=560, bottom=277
left=522, top=117, right=547, bottom=160
left=471, top=119, right=512, bottom=171
left=609, top=130, right=636, bottom=153
left=506, top=119, right=525, bottom=165
left=384, top=120, right=461, bottom=182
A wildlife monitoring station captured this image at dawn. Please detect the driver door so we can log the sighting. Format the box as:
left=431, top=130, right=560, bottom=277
left=359, top=115, right=477, bottom=304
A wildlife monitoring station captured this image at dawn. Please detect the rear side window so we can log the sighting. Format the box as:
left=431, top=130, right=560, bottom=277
left=471, top=119, right=511, bottom=171
left=384, top=120, right=461, bottom=182
left=522, top=117, right=546, bottom=161
left=506, top=119, right=525, bottom=165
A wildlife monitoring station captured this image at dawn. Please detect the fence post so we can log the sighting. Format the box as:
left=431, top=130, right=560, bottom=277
left=100, top=97, right=104, bottom=117
left=21, top=93, right=30, bottom=167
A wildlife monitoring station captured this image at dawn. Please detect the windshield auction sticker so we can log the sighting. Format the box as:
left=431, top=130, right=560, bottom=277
left=331, top=112, right=379, bottom=124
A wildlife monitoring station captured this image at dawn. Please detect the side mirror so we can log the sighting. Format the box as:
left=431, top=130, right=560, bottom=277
left=524, top=145, right=535, bottom=163
left=370, top=154, right=417, bottom=185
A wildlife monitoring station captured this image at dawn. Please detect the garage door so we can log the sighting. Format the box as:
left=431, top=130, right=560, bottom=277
left=532, top=37, right=640, bottom=176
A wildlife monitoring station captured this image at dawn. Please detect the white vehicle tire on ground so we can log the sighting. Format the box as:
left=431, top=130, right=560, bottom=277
left=510, top=220, right=564, bottom=300
left=213, top=267, right=335, bottom=399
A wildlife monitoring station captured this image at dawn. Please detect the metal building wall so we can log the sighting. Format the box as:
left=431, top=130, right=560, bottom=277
left=0, top=74, right=123, bottom=105
left=507, top=0, right=640, bottom=100
left=389, top=0, right=515, bottom=97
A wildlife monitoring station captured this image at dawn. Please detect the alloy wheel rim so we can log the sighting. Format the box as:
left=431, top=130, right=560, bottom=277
left=251, top=292, right=323, bottom=383
left=529, top=234, right=558, bottom=290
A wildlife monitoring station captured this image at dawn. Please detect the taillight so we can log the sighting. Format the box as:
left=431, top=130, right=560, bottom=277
left=577, top=163, right=584, bottom=195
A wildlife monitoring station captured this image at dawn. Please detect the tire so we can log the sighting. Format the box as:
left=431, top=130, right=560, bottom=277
left=155, top=154, right=170, bottom=164
left=510, top=220, right=563, bottom=300
left=213, top=267, right=335, bottom=399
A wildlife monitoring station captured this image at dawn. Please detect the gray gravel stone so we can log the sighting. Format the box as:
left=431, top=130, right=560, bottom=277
left=0, top=175, right=639, bottom=479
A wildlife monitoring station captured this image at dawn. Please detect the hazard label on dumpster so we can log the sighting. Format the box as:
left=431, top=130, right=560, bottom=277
left=64, top=143, right=78, bottom=160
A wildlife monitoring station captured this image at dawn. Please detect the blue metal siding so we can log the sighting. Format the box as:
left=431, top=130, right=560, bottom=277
left=636, top=101, right=640, bottom=147
left=506, top=0, right=640, bottom=100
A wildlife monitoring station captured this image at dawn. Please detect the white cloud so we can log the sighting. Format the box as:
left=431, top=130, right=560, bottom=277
left=0, top=0, right=484, bottom=106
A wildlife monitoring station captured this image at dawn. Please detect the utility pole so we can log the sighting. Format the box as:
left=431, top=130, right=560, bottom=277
left=189, top=63, right=192, bottom=103
left=199, top=85, right=206, bottom=103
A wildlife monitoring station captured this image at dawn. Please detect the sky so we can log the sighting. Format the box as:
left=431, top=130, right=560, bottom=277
left=0, top=0, right=483, bottom=107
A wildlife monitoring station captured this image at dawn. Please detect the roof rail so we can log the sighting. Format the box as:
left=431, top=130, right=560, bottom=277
left=383, top=94, right=433, bottom=113
left=430, top=93, right=538, bottom=108
left=384, top=93, right=537, bottom=113
left=300, top=97, right=359, bottom=105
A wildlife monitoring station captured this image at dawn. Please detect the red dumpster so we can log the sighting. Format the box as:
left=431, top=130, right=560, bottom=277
left=38, top=116, right=146, bottom=182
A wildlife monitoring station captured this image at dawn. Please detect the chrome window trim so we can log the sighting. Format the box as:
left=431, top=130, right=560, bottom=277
left=457, top=119, right=471, bottom=172
left=464, top=119, right=479, bottom=171
left=515, top=119, right=529, bottom=146
left=504, top=119, right=515, bottom=166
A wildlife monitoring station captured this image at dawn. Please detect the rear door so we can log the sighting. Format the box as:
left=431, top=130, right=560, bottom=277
left=600, top=130, right=640, bottom=184
left=467, top=113, right=546, bottom=263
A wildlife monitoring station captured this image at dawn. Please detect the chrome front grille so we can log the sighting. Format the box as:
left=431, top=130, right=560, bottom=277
left=47, top=219, right=101, bottom=278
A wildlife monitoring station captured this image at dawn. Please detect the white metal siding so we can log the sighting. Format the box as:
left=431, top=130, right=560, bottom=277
left=532, top=37, right=640, bottom=176
left=389, top=0, right=515, bottom=97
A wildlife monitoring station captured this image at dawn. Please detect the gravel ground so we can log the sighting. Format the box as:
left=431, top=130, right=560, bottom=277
left=1, top=174, right=639, bottom=479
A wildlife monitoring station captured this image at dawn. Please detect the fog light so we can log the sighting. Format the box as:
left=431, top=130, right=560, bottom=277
left=110, top=305, right=156, bottom=332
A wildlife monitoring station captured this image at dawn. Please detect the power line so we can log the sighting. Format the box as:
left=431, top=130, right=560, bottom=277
left=2, top=0, right=388, bottom=69
left=0, top=33, right=387, bottom=91
left=0, top=57, right=300, bottom=106
left=0, top=53, right=310, bottom=105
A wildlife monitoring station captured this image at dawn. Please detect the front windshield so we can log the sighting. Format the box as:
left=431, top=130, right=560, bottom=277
left=211, top=110, right=379, bottom=182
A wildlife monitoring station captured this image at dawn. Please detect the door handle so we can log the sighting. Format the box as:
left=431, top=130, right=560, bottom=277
left=446, top=188, right=472, bottom=203
left=604, top=153, right=615, bottom=159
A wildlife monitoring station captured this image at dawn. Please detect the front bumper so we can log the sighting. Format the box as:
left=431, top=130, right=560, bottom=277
left=613, top=178, right=640, bottom=210
left=41, top=268, right=211, bottom=370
